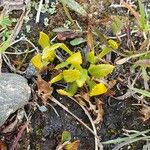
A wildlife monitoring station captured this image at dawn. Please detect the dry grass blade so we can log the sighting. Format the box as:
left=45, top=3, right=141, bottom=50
left=122, top=2, right=140, bottom=21
left=112, top=136, right=150, bottom=150
left=10, top=8, right=26, bottom=43
left=36, top=0, right=43, bottom=23
left=51, top=97, right=98, bottom=138
left=10, top=121, right=30, bottom=150
left=35, top=76, right=100, bottom=146
left=116, top=51, right=150, bottom=65
left=87, top=27, right=94, bottom=51
left=69, top=96, right=103, bottom=150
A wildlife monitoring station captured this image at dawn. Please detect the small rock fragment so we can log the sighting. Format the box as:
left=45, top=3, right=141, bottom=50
left=0, top=73, right=31, bottom=127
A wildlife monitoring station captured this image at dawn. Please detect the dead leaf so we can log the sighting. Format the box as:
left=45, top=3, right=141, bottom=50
left=56, top=32, right=79, bottom=41
left=135, top=59, right=150, bottom=67
left=95, top=17, right=112, bottom=25
left=2, top=119, right=18, bottom=133
left=76, top=94, right=104, bottom=124
left=93, top=99, right=104, bottom=124
left=10, top=121, right=29, bottom=150
left=36, top=75, right=53, bottom=105
left=1, top=0, right=25, bottom=11
left=140, top=105, right=150, bottom=121
left=0, top=140, right=7, bottom=150
left=108, top=80, right=117, bottom=89
left=64, top=140, right=80, bottom=150
left=122, top=2, right=140, bottom=24
left=87, top=27, right=94, bottom=51
left=138, top=39, right=150, bottom=51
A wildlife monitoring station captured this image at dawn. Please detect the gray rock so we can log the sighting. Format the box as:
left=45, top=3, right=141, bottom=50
left=0, top=73, right=31, bottom=127
left=25, top=62, right=37, bottom=78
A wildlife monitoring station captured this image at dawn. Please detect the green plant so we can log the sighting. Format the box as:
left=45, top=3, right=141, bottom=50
left=59, top=0, right=87, bottom=17
left=102, top=129, right=150, bottom=150
left=32, top=32, right=116, bottom=97
left=0, top=16, right=12, bottom=28
left=138, top=0, right=150, bottom=32
left=56, top=131, right=80, bottom=150
left=0, top=14, right=15, bottom=42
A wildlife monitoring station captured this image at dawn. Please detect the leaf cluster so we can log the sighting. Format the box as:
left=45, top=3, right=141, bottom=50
left=32, top=32, right=116, bottom=98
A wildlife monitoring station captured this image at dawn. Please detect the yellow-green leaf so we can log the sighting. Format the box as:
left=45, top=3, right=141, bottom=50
left=87, top=51, right=97, bottom=64
left=57, top=43, right=73, bottom=55
left=31, top=53, right=44, bottom=70
left=90, top=83, right=107, bottom=97
left=98, top=46, right=111, bottom=58
left=86, top=78, right=97, bottom=90
left=66, top=52, right=82, bottom=65
left=88, top=64, right=115, bottom=78
left=61, top=131, right=71, bottom=143
left=50, top=73, right=63, bottom=84
left=63, top=69, right=80, bottom=82
left=42, top=47, right=56, bottom=62
left=70, top=38, right=86, bottom=46
left=76, top=69, right=88, bottom=87
left=38, top=32, right=50, bottom=49
left=42, top=43, right=73, bottom=62
left=0, top=36, right=11, bottom=53
left=108, top=39, right=119, bottom=49
left=67, top=82, right=78, bottom=96
left=55, top=61, right=69, bottom=70
left=57, top=89, right=72, bottom=96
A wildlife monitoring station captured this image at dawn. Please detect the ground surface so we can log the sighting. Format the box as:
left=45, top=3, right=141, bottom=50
left=0, top=0, right=150, bottom=150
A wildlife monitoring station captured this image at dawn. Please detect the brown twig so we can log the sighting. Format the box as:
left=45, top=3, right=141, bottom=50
left=10, top=121, right=30, bottom=150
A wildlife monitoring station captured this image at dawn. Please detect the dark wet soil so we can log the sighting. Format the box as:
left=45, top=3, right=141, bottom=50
left=28, top=94, right=149, bottom=150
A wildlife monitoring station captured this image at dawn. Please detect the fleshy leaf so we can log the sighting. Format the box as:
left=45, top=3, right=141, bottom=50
left=63, top=69, right=80, bottom=82
left=58, top=43, right=73, bottom=55
left=86, top=78, right=97, bottom=90
left=57, top=89, right=72, bottom=96
left=98, top=46, right=111, bottom=58
left=59, top=0, right=87, bottom=16
left=88, top=64, right=115, bottom=78
left=67, top=82, right=78, bottom=96
left=70, top=38, right=86, bottom=46
left=66, top=52, right=82, bottom=65
left=108, top=39, right=119, bottom=49
left=42, top=47, right=56, bottom=62
left=55, top=61, right=69, bottom=70
left=31, top=53, right=44, bottom=70
left=45, top=43, right=72, bottom=55
left=61, top=131, right=71, bottom=143
left=76, top=69, right=88, bottom=87
left=42, top=43, right=72, bottom=62
left=38, top=32, right=50, bottom=49
left=90, top=83, right=107, bottom=97
left=50, top=73, right=63, bottom=84
left=87, top=51, right=97, bottom=64
left=51, top=43, right=72, bottom=55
